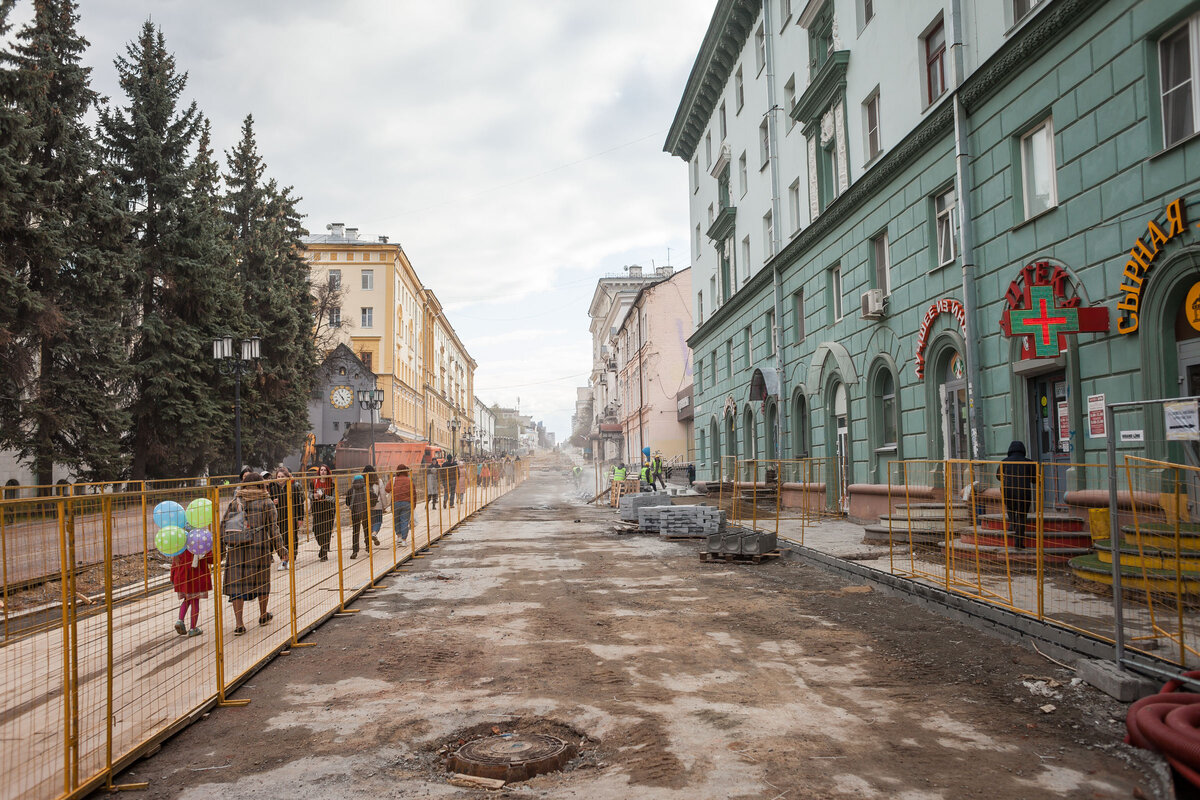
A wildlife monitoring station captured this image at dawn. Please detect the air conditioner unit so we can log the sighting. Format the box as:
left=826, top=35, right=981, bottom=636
left=860, top=289, right=886, bottom=320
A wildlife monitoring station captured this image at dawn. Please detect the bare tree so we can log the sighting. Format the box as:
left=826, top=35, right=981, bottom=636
left=311, top=274, right=350, bottom=352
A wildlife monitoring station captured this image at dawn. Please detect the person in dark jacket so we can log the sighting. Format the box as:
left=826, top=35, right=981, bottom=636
left=443, top=455, right=458, bottom=508
left=345, top=474, right=371, bottom=558
left=222, top=472, right=287, bottom=634
left=269, top=466, right=305, bottom=570
left=997, top=440, right=1037, bottom=549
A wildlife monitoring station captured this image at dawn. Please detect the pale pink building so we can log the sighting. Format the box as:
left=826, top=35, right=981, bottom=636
left=613, top=268, right=694, bottom=469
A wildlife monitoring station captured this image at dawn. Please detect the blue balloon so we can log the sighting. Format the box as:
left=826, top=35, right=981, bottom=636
left=153, top=500, right=187, bottom=530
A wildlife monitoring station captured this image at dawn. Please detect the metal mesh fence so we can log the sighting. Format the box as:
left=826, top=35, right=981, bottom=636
left=0, top=458, right=527, bottom=800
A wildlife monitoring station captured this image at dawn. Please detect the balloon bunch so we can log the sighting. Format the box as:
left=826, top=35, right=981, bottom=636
left=153, top=498, right=214, bottom=566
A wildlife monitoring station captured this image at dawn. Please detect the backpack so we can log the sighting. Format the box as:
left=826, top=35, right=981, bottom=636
left=222, top=498, right=252, bottom=546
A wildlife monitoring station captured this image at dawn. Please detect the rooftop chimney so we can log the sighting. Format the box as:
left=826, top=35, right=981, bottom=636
left=327, top=222, right=345, bottom=239
left=656, top=265, right=674, bottom=277
left=627, top=264, right=643, bottom=278
left=345, top=227, right=359, bottom=241
left=378, top=235, right=389, bottom=244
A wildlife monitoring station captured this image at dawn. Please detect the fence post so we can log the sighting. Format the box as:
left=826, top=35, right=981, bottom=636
left=1106, top=402, right=1125, bottom=666
left=141, top=482, right=149, bottom=596
left=211, top=486, right=251, bottom=706
left=1035, top=462, right=1045, bottom=620
left=1, top=496, right=8, bottom=640
left=334, top=477, right=357, bottom=616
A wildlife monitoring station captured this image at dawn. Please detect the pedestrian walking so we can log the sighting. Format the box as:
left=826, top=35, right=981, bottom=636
left=363, top=465, right=385, bottom=547
left=170, top=548, right=213, bottom=637
left=428, top=455, right=442, bottom=508
left=309, top=464, right=336, bottom=561
left=345, top=474, right=371, bottom=558
left=387, top=465, right=414, bottom=543
left=269, top=466, right=305, bottom=571
left=222, top=471, right=287, bottom=635
left=651, top=453, right=666, bottom=490
left=997, top=440, right=1037, bottom=550
left=443, top=455, right=458, bottom=508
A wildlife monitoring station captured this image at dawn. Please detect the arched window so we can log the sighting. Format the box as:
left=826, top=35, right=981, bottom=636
left=743, top=407, right=758, bottom=460
left=698, top=427, right=707, bottom=466
left=765, top=402, right=778, bottom=460
left=792, top=393, right=809, bottom=457
left=876, top=369, right=898, bottom=451
left=710, top=418, right=721, bottom=468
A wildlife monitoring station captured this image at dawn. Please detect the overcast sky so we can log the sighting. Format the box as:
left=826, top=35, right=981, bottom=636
left=54, top=1, right=713, bottom=442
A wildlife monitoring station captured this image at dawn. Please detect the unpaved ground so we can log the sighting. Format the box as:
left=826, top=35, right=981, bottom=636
left=104, top=470, right=1158, bottom=799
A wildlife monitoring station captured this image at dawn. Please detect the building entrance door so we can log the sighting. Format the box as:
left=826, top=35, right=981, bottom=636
left=1028, top=372, right=1069, bottom=510
left=833, top=383, right=849, bottom=514
left=1175, top=340, right=1200, bottom=518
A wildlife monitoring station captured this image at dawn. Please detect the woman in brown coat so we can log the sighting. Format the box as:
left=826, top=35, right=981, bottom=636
left=222, top=472, right=287, bottom=635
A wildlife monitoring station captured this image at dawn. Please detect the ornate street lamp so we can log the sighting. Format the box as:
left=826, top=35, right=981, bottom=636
left=358, top=387, right=385, bottom=466
left=213, top=335, right=261, bottom=471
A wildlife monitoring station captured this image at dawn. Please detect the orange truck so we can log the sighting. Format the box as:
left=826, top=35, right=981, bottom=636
left=334, top=441, right=444, bottom=473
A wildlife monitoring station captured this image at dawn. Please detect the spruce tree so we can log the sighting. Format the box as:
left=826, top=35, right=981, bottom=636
left=0, top=0, right=131, bottom=487
left=98, top=21, right=230, bottom=479
left=223, top=116, right=318, bottom=468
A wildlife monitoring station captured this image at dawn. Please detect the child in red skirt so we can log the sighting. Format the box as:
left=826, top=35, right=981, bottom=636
left=170, top=550, right=214, bottom=637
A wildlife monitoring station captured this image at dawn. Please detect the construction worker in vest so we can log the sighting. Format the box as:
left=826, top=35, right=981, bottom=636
left=613, top=463, right=627, bottom=482
left=639, top=462, right=652, bottom=489
left=651, top=454, right=665, bottom=490
left=572, top=465, right=582, bottom=488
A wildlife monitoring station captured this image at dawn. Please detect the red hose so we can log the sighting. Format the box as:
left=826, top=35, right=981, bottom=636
left=1126, top=670, right=1200, bottom=789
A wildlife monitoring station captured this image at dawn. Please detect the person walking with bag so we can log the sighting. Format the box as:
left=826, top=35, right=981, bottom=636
left=363, top=465, right=385, bottom=547
left=309, top=464, right=336, bottom=562
left=387, top=465, right=414, bottom=543
left=222, top=471, right=287, bottom=635
left=345, top=474, right=371, bottom=559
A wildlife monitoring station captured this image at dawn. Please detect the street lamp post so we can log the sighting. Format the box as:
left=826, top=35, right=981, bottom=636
left=212, top=335, right=261, bottom=471
left=448, top=417, right=460, bottom=458
left=357, top=387, right=385, bottom=466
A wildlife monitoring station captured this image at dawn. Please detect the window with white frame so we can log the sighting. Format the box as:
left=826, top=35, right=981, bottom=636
left=725, top=340, right=733, bottom=377
left=872, top=230, right=891, bottom=295
left=924, top=19, right=947, bottom=105
left=708, top=203, right=715, bottom=227
left=766, top=309, right=776, bottom=355
left=719, top=101, right=727, bottom=141
left=793, top=289, right=805, bottom=343
left=695, top=223, right=702, bottom=256
left=697, top=291, right=704, bottom=324
left=877, top=368, right=898, bottom=450
left=831, top=265, right=843, bottom=321
left=759, top=119, right=770, bottom=168
left=705, top=132, right=713, bottom=169
left=1012, top=0, right=1043, bottom=25
left=329, top=306, right=341, bottom=328
left=711, top=276, right=718, bottom=308
left=864, top=89, right=881, bottom=161
left=763, top=211, right=775, bottom=259
left=755, top=24, right=766, bottom=73
left=788, top=179, right=801, bottom=233
left=361, top=307, right=374, bottom=328
left=935, top=187, right=957, bottom=267
left=860, top=0, right=874, bottom=28
left=1160, top=17, right=1199, bottom=149
left=692, top=156, right=699, bottom=192
left=1020, top=117, right=1057, bottom=218
left=742, top=236, right=751, bottom=283
left=784, top=74, right=797, bottom=129
left=738, top=152, right=748, bottom=196
left=735, top=66, right=745, bottom=112
left=328, top=269, right=341, bottom=290
left=743, top=325, right=752, bottom=364
left=361, top=269, right=374, bottom=290
left=710, top=348, right=718, bottom=384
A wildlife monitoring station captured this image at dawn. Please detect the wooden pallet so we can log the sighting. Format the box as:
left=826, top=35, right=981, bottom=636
left=700, top=549, right=781, bottom=564
left=662, top=533, right=708, bottom=540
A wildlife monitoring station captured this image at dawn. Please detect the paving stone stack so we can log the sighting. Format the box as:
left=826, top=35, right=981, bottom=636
left=636, top=505, right=674, bottom=532
left=618, top=491, right=669, bottom=522
left=706, top=524, right=778, bottom=556
left=658, top=505, right=726, bottom=538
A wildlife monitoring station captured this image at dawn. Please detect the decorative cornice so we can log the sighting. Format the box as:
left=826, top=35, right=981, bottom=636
left=664, top=0, right=761, bottom=161
left=791, top=51, right=849, bottom=128
left=707, top=205, right=737, bottom=242
left=686, top=0, right=1102, bottom=349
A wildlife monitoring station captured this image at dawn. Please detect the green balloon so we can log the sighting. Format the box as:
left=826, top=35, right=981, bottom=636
left=155, top=525, right=188, bottom=556
left=185, top=498, right=213, bottom=529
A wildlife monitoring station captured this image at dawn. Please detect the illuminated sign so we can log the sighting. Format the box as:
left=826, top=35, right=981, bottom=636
left=914, top=298, right=966, bottom=379
left=999, top=261, right=1108, bottom=358
left=1117, top=198, right=1187, bottom=334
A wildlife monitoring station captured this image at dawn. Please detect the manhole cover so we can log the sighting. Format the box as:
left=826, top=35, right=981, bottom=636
left=446, top=733, right=576, bottom=782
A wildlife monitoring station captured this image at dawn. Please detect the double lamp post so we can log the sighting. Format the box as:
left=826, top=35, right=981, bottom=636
left=212, top=335, right=261, bottom=472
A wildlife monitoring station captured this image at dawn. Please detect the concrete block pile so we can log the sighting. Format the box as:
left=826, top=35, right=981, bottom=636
left=636, top=505, right=674, bottom=532
left=706, top=525, right=778, bottom=556
left=618, top=492, right=669, bottom=522
left=657, top=506, right=726, bottom=538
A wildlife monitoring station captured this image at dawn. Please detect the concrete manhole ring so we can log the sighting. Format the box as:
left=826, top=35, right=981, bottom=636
left=446, top=733, right=577, bottom=782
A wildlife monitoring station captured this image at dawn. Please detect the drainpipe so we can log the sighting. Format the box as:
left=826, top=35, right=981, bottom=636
left=950, top=0, right=985, bottom=459
left=763, top=0, right=787, bottom=459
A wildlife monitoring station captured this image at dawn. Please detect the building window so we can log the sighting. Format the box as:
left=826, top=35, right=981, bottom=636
left=793, top=289, right=805, bottom=343
left=696, top=356, right=703, bottom=392
left=876, top=368, right=898, bottom=450
left=934, top=187, right=956, bottom=267
left=759, top=119, right=770, bottom=168
left=1160, top=17, right=1199, bottom=149
left=361, top=269, right=374, bottom=290
left=725, top=340, right=733, bottom=377
left=361, top=307, right=373, bottom=328
left=741, top=236, right=751, bottom=283
left=735, top=66, right=744, bottom=112
left=831, top=265, right=843, bottom=321
left=708, top=203, right=715, bottom=227
left=743, top=325, right=752, bottom=365
left=719, top=101, right=727, bottom=141
left=695, top=223, right=702, bottom=256
left=787, top=179, right=802, bottom=234
left=864, top=89, right=881, bottom=161
left=817, top=140, right=838, bottom=211
left=763, top=211, right=775, bottom=259
left=333, top=421, right=339, bottom=431
left=784, top=74, right=797, bottom=129
left=710, top=349, right=718, bottom=385
left=699, top=427, right=707, bottom=463
left=809, top=2, right=835, bottom=76
left=755, top=23, right=766, bottom=73
left=328, top=269, right=341, bottom=290
left=329, top=306, right=341, bottom=328
left=765, top=309, right=776, bottom=356
left=872, top=230, right=891, bottom=295
left=860, top=0, right=874, bottom=28
left=1020, top=117, right=1057, bottom=218
left=710, top=275, right=718, bottom=309
left=781, top=0, right=792, bottom=27
left=924, top=19, right=947, bottom=105
left=361, top=351, right=372, bottom=372
left=705, top=132, right=713, bottom=169
left=738, top=151, right=748, bottom=196
left=691, top=156, right=699, bottom=192
left=697, top=291, right=704, bottom=325
left=1012, top=0, right=1043, bottom=25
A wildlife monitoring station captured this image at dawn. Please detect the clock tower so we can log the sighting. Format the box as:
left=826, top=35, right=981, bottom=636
left=305, top=344, right=379, bottom=464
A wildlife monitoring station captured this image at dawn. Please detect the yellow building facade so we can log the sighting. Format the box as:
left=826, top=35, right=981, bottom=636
left=303, top=224, right=474, bottom=449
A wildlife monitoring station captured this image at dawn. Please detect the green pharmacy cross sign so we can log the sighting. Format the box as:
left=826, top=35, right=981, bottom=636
left=999, top=263, right=1109, bottom=359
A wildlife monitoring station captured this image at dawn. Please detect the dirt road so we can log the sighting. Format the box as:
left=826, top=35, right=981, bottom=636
left=106, top=471, right=1157, bottom=799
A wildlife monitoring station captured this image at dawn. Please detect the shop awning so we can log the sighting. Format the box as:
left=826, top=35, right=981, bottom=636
left=748, top=367, right=781, bottom=402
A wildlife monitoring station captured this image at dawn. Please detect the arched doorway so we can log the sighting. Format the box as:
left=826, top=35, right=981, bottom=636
left=724, top=410, right=737, bottom=477
left=828, top=381, right=850, bottom=513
